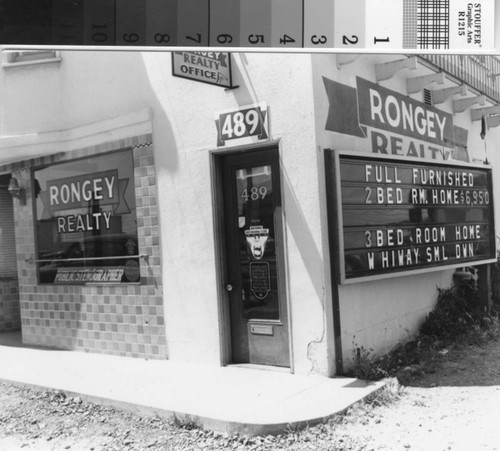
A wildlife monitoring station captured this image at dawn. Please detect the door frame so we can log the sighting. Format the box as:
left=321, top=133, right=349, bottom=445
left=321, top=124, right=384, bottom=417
left=210, top=141, right=294, bottom=371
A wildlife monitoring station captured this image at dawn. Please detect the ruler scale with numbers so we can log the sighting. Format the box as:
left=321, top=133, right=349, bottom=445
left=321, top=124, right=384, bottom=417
left=0, top=0, right=496, bottom=51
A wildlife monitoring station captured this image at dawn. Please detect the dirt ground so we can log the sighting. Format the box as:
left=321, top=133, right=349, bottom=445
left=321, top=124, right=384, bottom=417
left=1, top=338, right=500, bottom=451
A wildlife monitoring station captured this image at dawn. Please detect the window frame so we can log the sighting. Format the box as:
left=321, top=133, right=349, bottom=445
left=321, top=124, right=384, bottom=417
left=32, top=148, right=141, bottom=286
left=2, top=50, right=61, bottom=67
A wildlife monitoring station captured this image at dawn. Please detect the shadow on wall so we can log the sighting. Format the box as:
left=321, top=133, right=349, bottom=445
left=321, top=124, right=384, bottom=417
left=223, top=53, right=325, bottom=300
left=138, top=52, right=179, bottom=174
left=70, top=51, right=180, bottom=174
left=9, top=51, right=179, bottom=358
left=280, top=167, right=324, bottom=303
left=229, top=54, right=262, bottom=109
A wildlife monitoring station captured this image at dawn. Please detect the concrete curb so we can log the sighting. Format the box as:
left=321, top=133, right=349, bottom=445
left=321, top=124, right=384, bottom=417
left=0, top=376, right=387, bottom=436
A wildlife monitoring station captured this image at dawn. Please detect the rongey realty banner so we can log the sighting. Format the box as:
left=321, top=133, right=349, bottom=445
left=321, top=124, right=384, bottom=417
left=323, top=76, right=469, bottom=161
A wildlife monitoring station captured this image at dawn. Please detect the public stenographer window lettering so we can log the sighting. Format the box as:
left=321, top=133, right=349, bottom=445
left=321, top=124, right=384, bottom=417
left=33, top=149, right=140, bottom=284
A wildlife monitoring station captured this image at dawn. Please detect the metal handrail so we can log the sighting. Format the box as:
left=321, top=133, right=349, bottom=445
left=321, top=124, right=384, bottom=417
left=25, top=253, right=158, bottom=288
left=419, top=55, right=500, bottom=103
left=25, top=254, right=148, bottom=264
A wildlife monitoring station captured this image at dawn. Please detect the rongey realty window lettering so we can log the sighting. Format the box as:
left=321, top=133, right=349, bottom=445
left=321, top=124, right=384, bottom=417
left=33, top=149, right=140, bottom=285
left=46, top=170, right=126, bottom=233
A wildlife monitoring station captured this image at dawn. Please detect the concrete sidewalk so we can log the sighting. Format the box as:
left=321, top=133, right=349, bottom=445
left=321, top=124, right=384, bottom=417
left=0, top=331, right=384, bottom=435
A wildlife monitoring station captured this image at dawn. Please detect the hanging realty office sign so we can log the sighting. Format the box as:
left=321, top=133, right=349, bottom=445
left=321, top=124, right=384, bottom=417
left=172, top=51, right=233, bottom=88
left=325, top=151, right=496, bottom=284
left=323, top=76, right=470, bottom=162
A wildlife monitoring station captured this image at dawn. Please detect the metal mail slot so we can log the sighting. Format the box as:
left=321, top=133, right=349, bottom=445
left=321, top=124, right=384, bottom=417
left=250, top=324, right=274, bottom=336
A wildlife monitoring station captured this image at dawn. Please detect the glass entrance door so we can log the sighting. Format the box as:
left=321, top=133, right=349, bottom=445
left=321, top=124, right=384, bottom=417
left=220, top=148, right=290, bottom=367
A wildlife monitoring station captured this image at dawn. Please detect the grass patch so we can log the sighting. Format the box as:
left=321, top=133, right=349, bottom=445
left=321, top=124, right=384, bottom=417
left=345, top=271, right=500, bottom=383
left=169, top=414, right=201, bottom=431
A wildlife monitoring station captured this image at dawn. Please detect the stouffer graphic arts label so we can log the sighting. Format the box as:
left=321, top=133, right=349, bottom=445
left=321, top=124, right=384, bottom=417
left=449, top=0, right=495, bottom=49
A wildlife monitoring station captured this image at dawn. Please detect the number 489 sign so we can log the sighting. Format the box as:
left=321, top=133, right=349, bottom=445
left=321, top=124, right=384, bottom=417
left=215, top=103, right=269, bottom=147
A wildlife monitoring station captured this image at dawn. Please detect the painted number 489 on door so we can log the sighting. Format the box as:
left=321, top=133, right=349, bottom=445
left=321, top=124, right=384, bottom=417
left=216, top=103, right=269, bottom=146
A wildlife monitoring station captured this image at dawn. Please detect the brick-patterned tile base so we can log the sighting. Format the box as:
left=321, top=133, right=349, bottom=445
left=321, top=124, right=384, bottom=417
left=3, top=133, right=167, bottom=360
left=0, top=278, right=21, bottom=331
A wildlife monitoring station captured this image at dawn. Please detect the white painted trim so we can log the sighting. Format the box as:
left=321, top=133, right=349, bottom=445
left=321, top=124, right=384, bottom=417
left=2, top=50, right=62, bottom=67
left=2, top=57, right=62, bottom=67
left=0, top=109, right=153, bottom=164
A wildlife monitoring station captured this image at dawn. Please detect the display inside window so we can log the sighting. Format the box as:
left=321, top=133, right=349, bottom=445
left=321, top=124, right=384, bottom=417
left=34, top=149, right=140, bottom=284
left=235, top=164, right=279, bottom=320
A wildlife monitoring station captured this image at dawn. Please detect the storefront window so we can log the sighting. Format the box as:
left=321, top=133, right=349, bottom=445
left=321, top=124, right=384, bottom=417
left=33, top=149, right=140, bottom=284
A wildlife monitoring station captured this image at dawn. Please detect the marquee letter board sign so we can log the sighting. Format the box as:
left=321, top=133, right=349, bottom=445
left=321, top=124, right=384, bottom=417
left=326, top=151, right=496, bottom=283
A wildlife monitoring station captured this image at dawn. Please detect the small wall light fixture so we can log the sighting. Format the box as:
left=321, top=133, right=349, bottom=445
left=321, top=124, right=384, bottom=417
left=8, top=177, right=26, bottom=205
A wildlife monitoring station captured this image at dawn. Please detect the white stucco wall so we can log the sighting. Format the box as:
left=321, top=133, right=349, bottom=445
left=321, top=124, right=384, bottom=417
left=138, top=52, right=333, bottom=374
left=1, top=51, right=498, bottom=375
left=0, top=51, right=334, bottom=375
left=311, top=53, right=500, bottom=367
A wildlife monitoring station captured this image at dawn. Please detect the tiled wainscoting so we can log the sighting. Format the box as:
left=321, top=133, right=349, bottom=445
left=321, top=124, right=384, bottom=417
left=3, top=133, right=167, bottom=359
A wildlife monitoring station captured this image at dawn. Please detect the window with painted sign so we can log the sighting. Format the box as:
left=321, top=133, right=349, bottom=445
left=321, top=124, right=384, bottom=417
left=33, top=149, right=140, bottom=284
left=325, top=151, right=496, bottom=283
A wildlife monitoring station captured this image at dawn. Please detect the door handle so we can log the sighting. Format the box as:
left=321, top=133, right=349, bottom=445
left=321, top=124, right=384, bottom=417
left=226, top=284, right=233, bottom=292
